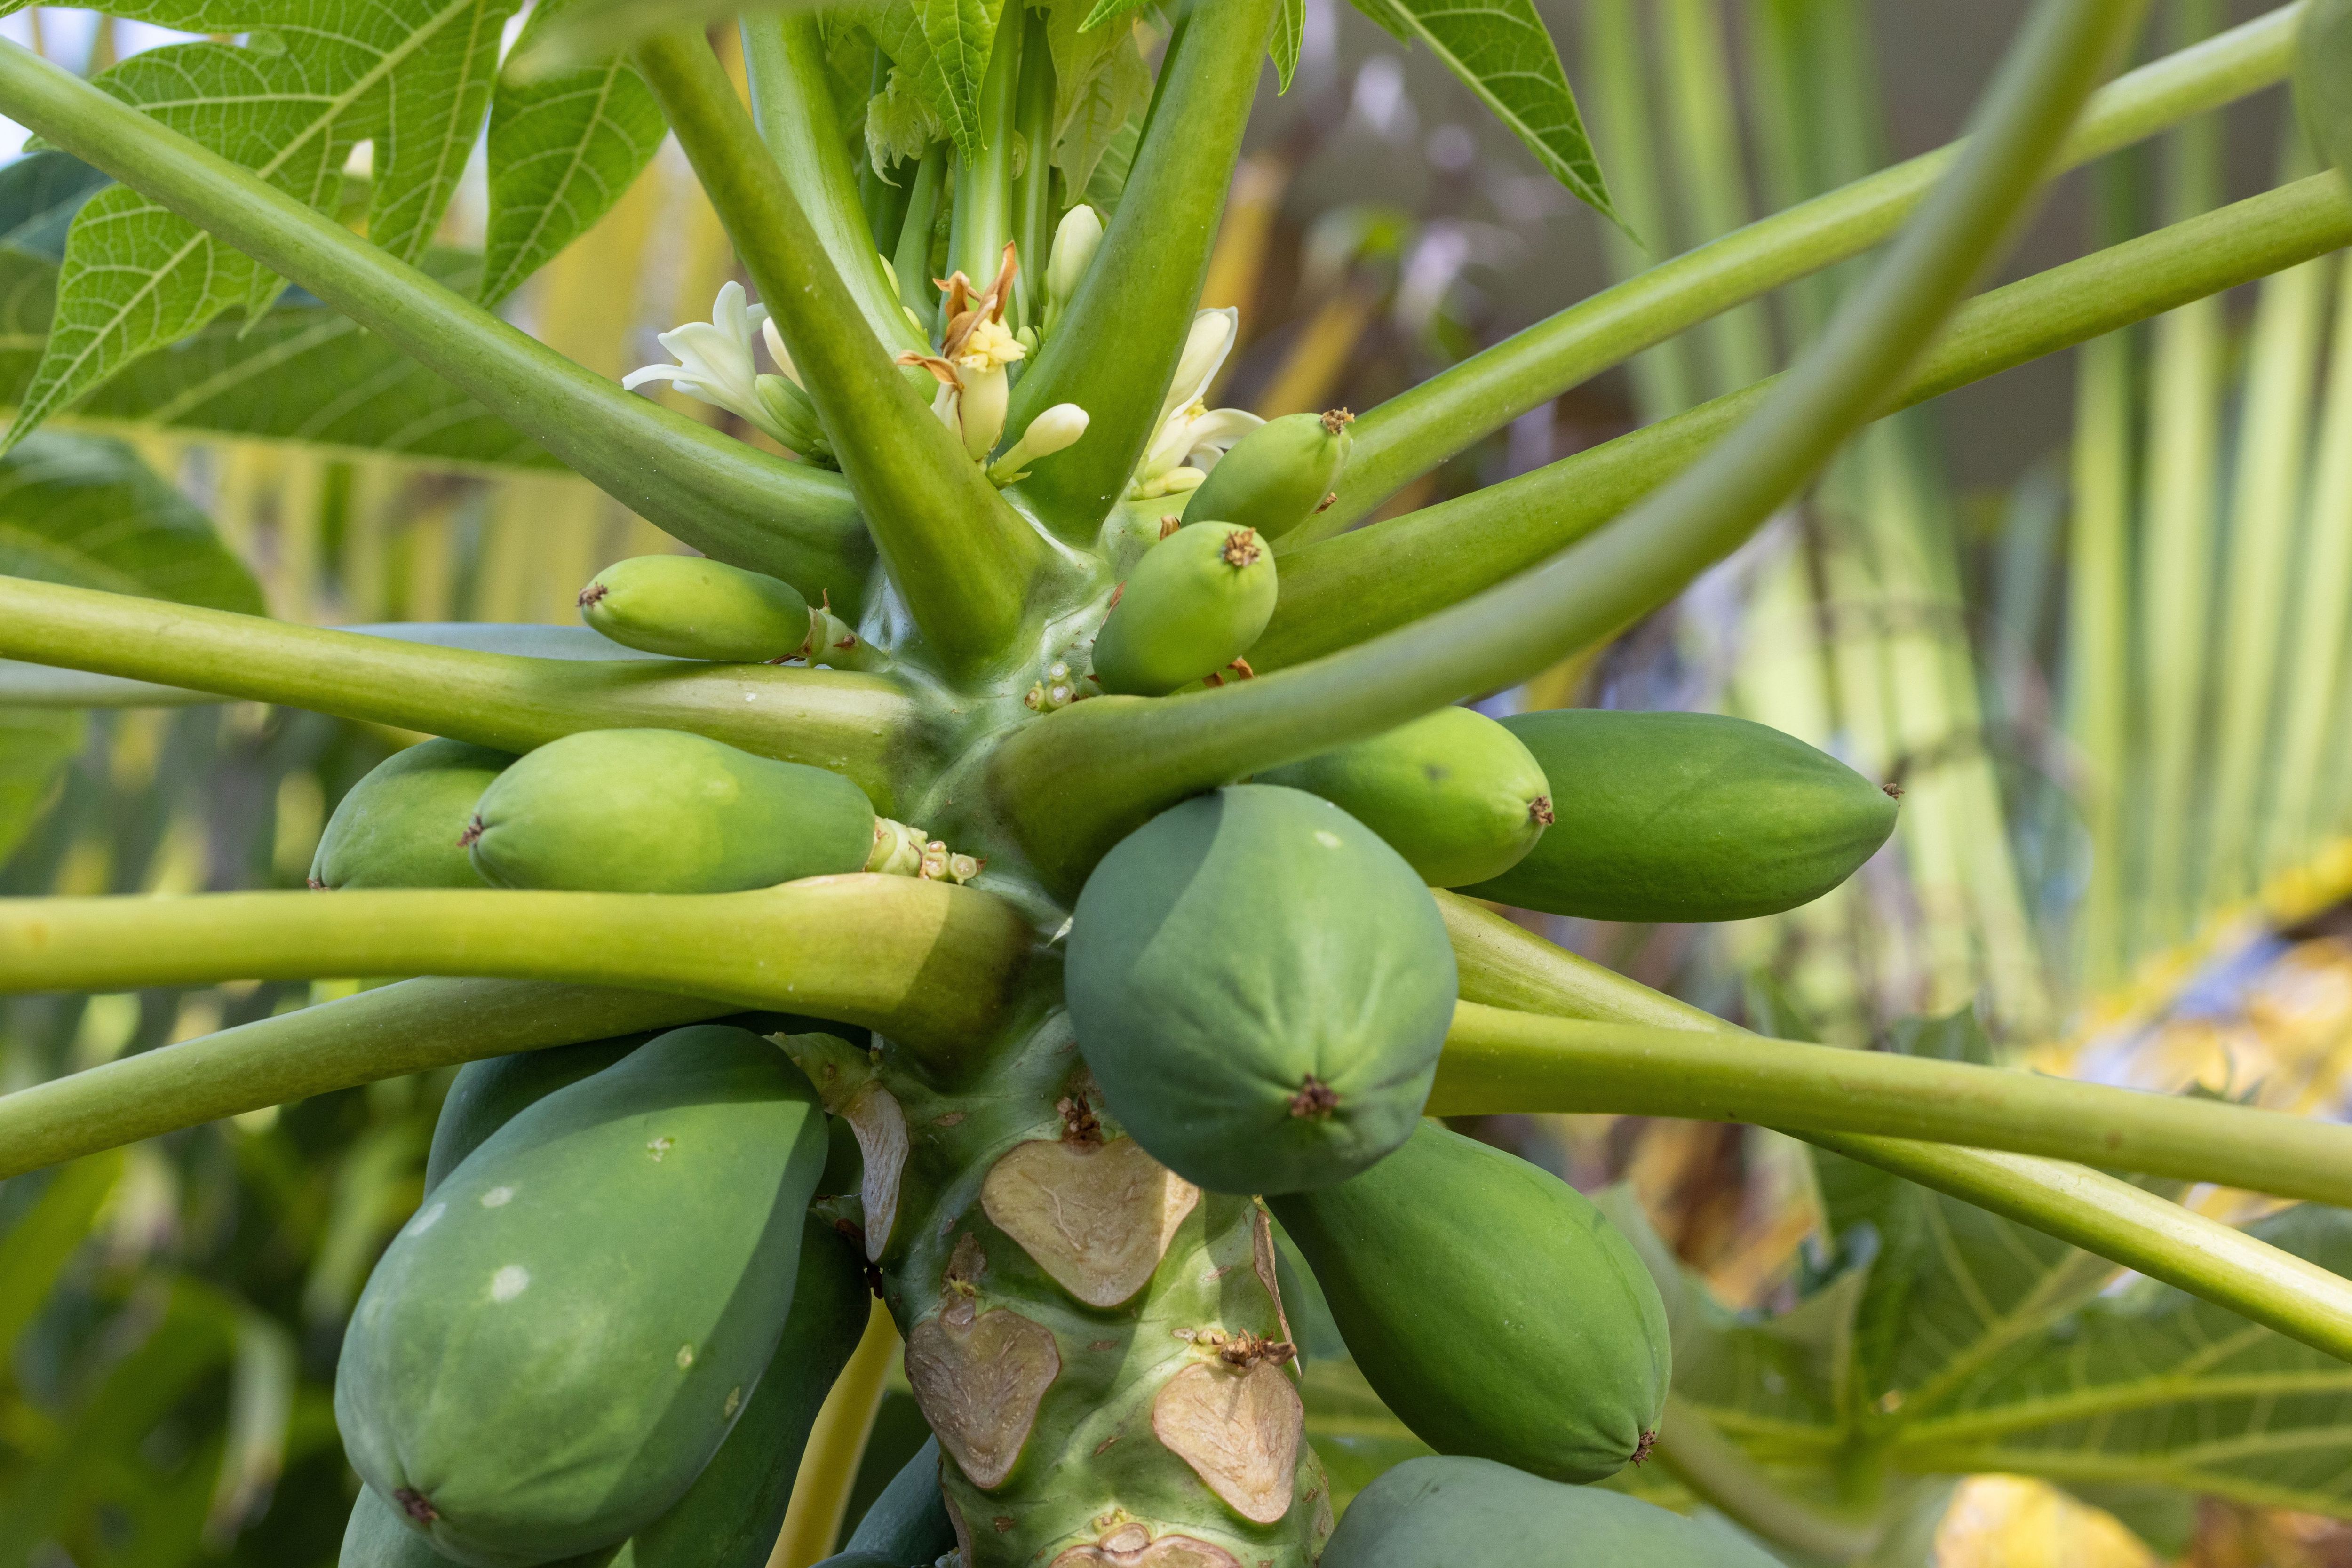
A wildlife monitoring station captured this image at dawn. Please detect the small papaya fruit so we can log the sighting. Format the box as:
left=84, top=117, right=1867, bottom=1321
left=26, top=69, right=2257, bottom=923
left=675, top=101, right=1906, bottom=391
left=1460, top=708, right=1898, bottom=923
left=1270, top=1122, right=1669, bottom=1482
left=1067, top=785, right=1456, bottom=1194
left=1323, top=1455, right=1782, bottom=1568
left=579, top=555, right=816, bottom=663
left=1257, top=706, right=1552, bottom=887
left=311, top=739, right=513, bottom=891
left=425, top=1035, right=652, bottom=1192
left=464, top=729, right=875, bottom=894
left=340, top=1484, right=613, bottom=1567
left=336, top=1025, right=827, bottom=1568
left=1179, top=408, right=1351, bottom=539
left=838, top=1436, right=953, bottom=1563
left=1089, top=522, right=1277, bottom=696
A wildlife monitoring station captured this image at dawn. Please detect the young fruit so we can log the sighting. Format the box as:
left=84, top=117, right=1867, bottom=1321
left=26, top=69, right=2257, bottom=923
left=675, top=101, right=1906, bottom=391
left=1179, top=408, right=1352, bottom=539
left=579, top=555, right=816, bottom=662
left=1270, top=1122, right=1669, bottom=1482
left=425, top=1035, right=652, bottom=1192
left=1089, top=522, right=1278, bottom=696
left=341, top=1485, right=613, bottom=1567
left=1460, top=709, right=1898, bottom=923
left=1256, top=706, right=1552, bottom=887
left=1322, top=1456, right=1782, bottom=1567
left=464, top=729, right=875, bottom=894
left=335, top=1025, right=827, bottom=1567
left=1067, top=785, right=1456, bottom=1194
left=836, top=1436, right=953, bottom=1564
left=310, top=740, right=514, bottom=891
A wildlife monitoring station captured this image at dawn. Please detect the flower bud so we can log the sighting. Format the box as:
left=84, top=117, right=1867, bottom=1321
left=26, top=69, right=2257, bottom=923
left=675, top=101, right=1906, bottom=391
left=988, top=403, right=1091, bottom=485
left=1045, top=204, right=1104, bottom=311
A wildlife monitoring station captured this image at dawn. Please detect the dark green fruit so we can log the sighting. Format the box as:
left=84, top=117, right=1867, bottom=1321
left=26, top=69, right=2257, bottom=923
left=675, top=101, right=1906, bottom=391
left=1258, top=706, right=1552, bottom=887
left=337, top=1025, right=826, bottom=1568
left=840, top=1436, right=951, bottom=1563
left=1180, top=408, right=1351, bottom=539
left=465, top=729, right=875, bottom=893
left=425, top=1035, right=653, bottom=1192
left=1271, top=1122, right=1669, bottom=1482
left=340, top=1485, right=612, bottom=1567
left=611, top=1218, right=870, bottom=1568
left=1460, top=709, right=1898, bottom=923
left=578, top=555, right=813, bottom=663
left=1089, top=521, right=1277, bottom=696
left=1067, top=785, right=1456, bottom=1194
left=1322, top=1455, right=1782, bottom=1567
left=311, top=740, right=514, bottom=891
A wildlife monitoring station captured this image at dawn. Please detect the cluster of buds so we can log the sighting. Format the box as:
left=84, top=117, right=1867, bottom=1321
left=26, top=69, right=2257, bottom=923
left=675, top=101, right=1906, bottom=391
left=620, top=282, right=834, bottom=463
left=897, top=244, right=1089, bottom=487
left=866, top=816, right=982, bottom=883
left=1022, top=656, right=1092, bottom=713
left=1128, top=308, right=1263, bottom=499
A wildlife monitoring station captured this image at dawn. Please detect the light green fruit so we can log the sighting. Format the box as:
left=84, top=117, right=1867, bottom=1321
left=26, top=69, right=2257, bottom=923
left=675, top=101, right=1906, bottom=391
left=335, top=1025, right=827, bottom=1568
left=1460, top=709, right=1899, bottom=923
left=1271, top=1122, right=1669, bottom=1482
left=340, top=1485, right=612, bottom=1567
left=1089, top=521, right=1278, bottom=696
left=311, top=740, right=514, bottom=891
left=1179, top=408, right=1352, bottom=539
left=425, top=1035, right=653, bottom=1192
left=1067, top=785, right=1456, bottom=1194
left=465, top=729, right=875, bottom=894
left=1257, top=706, right=1552, bottom=887
left=1322, top=1456, right=1782, bottom=1567
left=578, top=556, right=815, bottom=663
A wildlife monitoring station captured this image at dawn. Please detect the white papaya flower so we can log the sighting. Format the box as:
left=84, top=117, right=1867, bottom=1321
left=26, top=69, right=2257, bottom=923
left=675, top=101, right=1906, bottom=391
left=898, top=243, right=1026, bottom=461
left=988, top=403, right=1090, bottom=485
left=1128, top=309, right=1263, bottom=498
left=622, top=281, right=786, bottom=442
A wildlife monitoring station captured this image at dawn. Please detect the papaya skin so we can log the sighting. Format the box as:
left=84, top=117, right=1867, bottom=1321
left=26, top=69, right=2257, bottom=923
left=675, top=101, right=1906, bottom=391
left=1089, top=522, right=1278, bottom=696
left=424, top=1035, right=652, bottom=1192
left=1461, top=708, right=1898, bottom=922
left=1271, top=1122, right=1669, bottom=1482
left=335, top=1026, right=827, bottom=1567
left=1179, top=409, right=1352, bottom=540
left=310, top=739, right=514, bottom=891
left=579, top=555, right=814, bottom=664
left=465, top=728, right=876, bottom=894
left=1321, top=1455, right=1782, bottom=1568
left=1256, top=706, right=1551, bottom=887
left=1066, top=785, right=1456, bottom=1194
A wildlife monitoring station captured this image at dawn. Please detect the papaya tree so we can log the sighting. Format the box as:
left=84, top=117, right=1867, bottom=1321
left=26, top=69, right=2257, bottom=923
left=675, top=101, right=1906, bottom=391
left=1, top=0, right=2351, bottom=1561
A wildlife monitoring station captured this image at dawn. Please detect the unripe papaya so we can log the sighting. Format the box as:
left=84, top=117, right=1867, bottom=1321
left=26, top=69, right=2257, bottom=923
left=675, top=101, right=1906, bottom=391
left=1323, top=1456, right=1782, bottom=1568
left=425, top=1035, right=652, bottom=1192
left=1089, top=522, right=1277, bottom=696
left=1067, top=785, right=1456, bottom=1194
left=838, top=1436, right=952, bottom=1563
left=340, top=1485, right=611, bottom=1567
left=1270, top=1122, right=1669, bottom=1483
left=1257, top=706, right=1552, bottom=887
left=1179, top=408, right=1351, bottom=539
left=465, top=729, right=874, bottom=894
left=311, top=740, right=514, bottom=891
left=336, top=1025, right=827, bottom=1568
left=579, top=555, right=813, bottom=663
left=1460, top=708, right=1898, bottom=923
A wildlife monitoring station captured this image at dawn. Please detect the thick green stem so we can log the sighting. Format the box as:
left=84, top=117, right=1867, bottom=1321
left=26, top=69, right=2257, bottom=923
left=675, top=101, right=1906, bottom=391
left=894, top=144, right=951, bottom=334
left=1431, top=1000, right=2352, bottom=1208
left=0, top=577, right=930, bottom=812
left=742, top=12, right=930, bottom=356
left=1259, top=173, right=2352, bottom=669
left=999, top=0, right=1278, bottom=536
left=1650, top=1394, right=1879, bottom=1565
left=634, top=29, right=1052, bottom=674
left=0, top=979, right=733, bottom=1183
left=948, top=16, right=1021, bottom=292
left=0, top=41, right=874, bottom=607
left=0, top=878, right=1034, bottom=1058
left=1813, top=1135, right=2352, bottom=1366
left=1008, top=9, right=1057, bottom=333
left=992, top=0, right=2143, bottom=890
left=1308, top=0, right=2304, bottom=539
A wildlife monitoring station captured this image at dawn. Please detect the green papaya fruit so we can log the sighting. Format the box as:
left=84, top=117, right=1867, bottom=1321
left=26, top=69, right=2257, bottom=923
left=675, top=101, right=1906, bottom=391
left=425, top=1035, right=653, bottom=1192
left=465, top=729, right=875, bottom=894
left=311, top=740, right=514, bottom=891
left=339, top=1484, right=613, bottom=1567
left=336, top=1025, right=827, bottom=1568
left=1179, top=408, right=1352, bottom=539
left=1270, top=1122, right=1669, bottom=1482
left=1257, top=706, right=1552, bottom=887
left=579, top=555, right=814, bottom=663
left=610, top=1218, right=871, bottom=1568
left=840, top=1436, right=952, bottom=1563
left=1089, top=522, right=1278, bottom=696
left=1322, top=1455, right=1781, bottom=1568
left=1067, top=785, right=1456, bottom=1194
left=1460, top=708, right=1899, bottom=923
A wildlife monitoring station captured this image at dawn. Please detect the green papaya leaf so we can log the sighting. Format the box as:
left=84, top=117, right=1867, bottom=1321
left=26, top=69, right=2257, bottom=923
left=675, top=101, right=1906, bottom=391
left=0, top=151, right=111, bottom=262
left=1272, top=0, right=1304, bottom=92
left=2301, top=0, right=2352, bottom=188
left=7, top=0, right=521, bottom=451
left=0, top=1152, right=125, bottom=1355
left=1345, top=0, right=1622, bottom=229
left=1052, top=16, right=1150, bottom=202
left=479, top=0, right=667, bottom=307
left=870, top=0, right=1010, bottom=160
left=1081, top=114, right=1144, bottom=212
left=867, top=65, right=949, bottom=170
left=0, top=432, right=264, bottom=613
left=0, top=707, right=82, bottom=863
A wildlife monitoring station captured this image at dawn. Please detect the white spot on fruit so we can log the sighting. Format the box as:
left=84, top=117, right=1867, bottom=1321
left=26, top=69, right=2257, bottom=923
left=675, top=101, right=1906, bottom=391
left=490, top=1266, right=530, bottom=1301
left=647, top=1136, right=674, bottom=1162
left=724, top=1386, right=743, bottom=1418
left=480, top=1186, right=516, bottom=1208
left=1312, top=830, right=1342, bottom=849
left=407, top=1202, right=445, bottom=1235
left=677, top=1344, right=696, bottom=1369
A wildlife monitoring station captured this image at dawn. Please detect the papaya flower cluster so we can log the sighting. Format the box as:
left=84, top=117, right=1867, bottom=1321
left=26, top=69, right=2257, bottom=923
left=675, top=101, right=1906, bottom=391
left=619, top=281, right=832, bottom=462
left=897, top=244, right=1091, bottom=485
left=1128, top=306, right=1263, bottom=499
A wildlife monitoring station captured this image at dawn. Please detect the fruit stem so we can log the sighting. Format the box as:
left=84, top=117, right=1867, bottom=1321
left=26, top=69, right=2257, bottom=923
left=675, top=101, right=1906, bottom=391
left=1648, top=1394, right=1880, bottom=1565
left=0, top=577, right=931, bottom=814
left=1310, top=0, right=2306, bottom=539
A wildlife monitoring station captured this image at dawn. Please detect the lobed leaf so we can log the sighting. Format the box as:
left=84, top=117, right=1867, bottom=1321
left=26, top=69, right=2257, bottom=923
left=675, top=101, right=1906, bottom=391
left=1050, top=10, right=1149, bottom=201
left=870, top=0, right=1009, bottom=159
left=1271, top=0, right=1303, bottom=91
left=479, top=0, right=667, bottom=307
